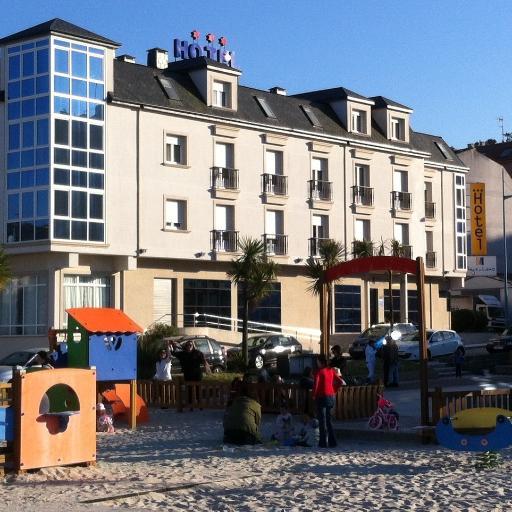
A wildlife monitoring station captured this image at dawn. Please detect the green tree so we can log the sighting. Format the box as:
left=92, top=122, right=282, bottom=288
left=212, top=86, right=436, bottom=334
left=306, top=239, right=345, bottom=355
left=228, top=237, right=278, bottom=366
left=0, top=248, right=11, bottom=291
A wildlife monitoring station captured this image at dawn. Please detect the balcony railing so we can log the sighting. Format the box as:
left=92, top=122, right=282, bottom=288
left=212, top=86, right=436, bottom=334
left=211, top=167, right=239, bottom=190
left=211, top=230, right=239, bottom=253
left=425, top=201, right=436, bottom=219
left=261, top=174, right=288, bottom=196
left=352, top=240, right=374, bottom=258
left=263, top=234, right=288, bottom=256
left=391, top=191, right=412, bottom=211
left=352, top=186, right=374, bottom=207
left=309, top=180, right=332, bottom=201
left=426, top=251, right=437, bottom=268
left=400, top=245, right=413, bottom=259
left=309, top=237, right=331, bottom=258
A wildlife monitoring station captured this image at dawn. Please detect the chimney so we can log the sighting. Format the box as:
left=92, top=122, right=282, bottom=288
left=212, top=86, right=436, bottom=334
left=269, top=86, right=287, bottom=96
left=117, top=54, right=136, bottom=64
left=147, top=48, right=169, bottom=69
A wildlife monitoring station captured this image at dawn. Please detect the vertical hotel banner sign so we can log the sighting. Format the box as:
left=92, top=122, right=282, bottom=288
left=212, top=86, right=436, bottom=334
left=470, top=182, right=487, bottom=256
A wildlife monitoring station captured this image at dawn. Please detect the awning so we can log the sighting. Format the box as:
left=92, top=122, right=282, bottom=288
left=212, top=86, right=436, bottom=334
left=477, top=295, right=503, bottom=307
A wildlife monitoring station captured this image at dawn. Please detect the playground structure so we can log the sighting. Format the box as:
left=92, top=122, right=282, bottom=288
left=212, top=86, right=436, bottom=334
left=52, top=308, right=145, bottom=429
left=0, top=368, right=96, bottom=473
left=320, top=255, right=430, bottom=427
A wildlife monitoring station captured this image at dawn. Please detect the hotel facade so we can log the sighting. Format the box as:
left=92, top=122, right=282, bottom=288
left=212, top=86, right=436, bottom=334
left=0, top=19, right=468, bottom=353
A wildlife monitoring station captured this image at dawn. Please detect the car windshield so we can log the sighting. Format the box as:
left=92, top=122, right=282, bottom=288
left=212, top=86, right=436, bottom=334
left=247, top=336, right=269, bottom=348
left=400, top=332, right=421, bottom=343
left=0, top=351, right=36, bottom=366
left=361, top=326, right=389, bottom=339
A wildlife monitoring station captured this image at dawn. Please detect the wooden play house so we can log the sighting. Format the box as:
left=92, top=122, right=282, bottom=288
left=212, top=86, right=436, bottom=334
left=66, top=308, right=144, bottom=428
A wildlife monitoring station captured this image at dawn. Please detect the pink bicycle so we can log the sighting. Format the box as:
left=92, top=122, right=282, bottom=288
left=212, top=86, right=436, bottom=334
left=368, top=394, right=399, bottom=430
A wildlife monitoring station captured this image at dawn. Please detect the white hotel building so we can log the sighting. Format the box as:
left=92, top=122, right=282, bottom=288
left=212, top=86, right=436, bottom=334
left=0, top=19, right=468, bottom=353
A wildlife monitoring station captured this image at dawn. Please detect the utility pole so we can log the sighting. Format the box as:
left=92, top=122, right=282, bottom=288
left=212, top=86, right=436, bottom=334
left=498, top=116, right=505, bottom=142
left=503, top=168, right=509, bottom=322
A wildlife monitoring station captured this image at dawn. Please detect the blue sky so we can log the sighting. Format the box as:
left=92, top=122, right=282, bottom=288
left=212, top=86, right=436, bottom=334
left=2, top=0, right=511, bottom=148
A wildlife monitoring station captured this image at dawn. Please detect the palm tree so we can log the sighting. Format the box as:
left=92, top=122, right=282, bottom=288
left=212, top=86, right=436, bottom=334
left=306, top=239, right=345, bottom=355
left=0, top=248, right=10, bottom=291
left=228, top=237, right=278, bottom=366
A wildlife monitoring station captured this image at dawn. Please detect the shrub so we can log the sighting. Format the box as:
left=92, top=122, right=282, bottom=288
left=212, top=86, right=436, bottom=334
left=226, top=350, right=247, bottom=373
left=137, top=323, right=178, bottom=379
left=451, top=309, right=488, bottom=332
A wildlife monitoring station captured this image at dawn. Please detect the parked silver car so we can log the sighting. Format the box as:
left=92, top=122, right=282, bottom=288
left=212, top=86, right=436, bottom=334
left=398, top=330, right=464, bottom=360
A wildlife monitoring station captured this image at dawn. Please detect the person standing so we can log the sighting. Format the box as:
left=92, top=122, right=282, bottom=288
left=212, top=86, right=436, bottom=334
left=171, top=340, right=209, bottom=410
left=329, top=345, right=346, bottom=375
left=365, top=339, right=377, bottom=384
left=387, top=337, right=400, bottom=387
left=154, top=344, right=173, bottom=381
left=312, top=354, right=343, bottom=448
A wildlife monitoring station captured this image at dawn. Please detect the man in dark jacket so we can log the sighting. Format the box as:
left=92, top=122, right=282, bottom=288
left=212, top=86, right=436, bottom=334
left=171, top=340, right=207, bottom=410
left=172, top=340, right=206, bottom=381
left=384, top=336, right=400, bottom=387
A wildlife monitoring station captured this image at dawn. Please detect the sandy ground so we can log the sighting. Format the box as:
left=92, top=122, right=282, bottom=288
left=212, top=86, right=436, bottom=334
left=1, top=409, right=512, bottom=511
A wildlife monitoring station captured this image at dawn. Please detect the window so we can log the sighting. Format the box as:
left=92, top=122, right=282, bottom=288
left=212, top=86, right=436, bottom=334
left=183, top=279, right=231, bottom=328
left=255, top=96, right=276, bottom=119
left=164, top=199, right=186, bottom=230
left=212, top=81, right=231, bottom=108
left=165, top=134, right=186, bottom=165
left=351, top=109, right=366, bottom=134
left=334, top=285, right=361, bottom=333
left=391, top=117, right=405, bottom=141
left=354, top=219, right=371, bottom=241
left=355, top=164, right=370, bottom=187
left=454, top=174, right=467, bottom=270
left=265, top=150, right=283, bottom=175
left=312, top=214, right=328, bottom=239
left=394, top=223, right=409, bottom=245
left=300, top=105, right=322, bottom=128
left=238, top=283, right=281, bottom=327
left=0, top=274, right=48, bottom=335
left=63, top=275, right=111, bottom=323
left=393, top=170, right=408, bottom=192
left=384, top=290, right=418, bottom=324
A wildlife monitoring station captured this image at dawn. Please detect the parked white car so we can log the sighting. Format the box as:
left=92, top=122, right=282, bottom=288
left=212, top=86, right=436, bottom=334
left=398, top=329, right=464, bottom=360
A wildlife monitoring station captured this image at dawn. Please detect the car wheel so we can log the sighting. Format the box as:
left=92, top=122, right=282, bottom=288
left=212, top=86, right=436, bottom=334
left=254, top=355, right=264, bottom=369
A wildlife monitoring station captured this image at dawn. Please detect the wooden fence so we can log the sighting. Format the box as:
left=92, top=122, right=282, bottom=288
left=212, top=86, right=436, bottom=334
left=137, top=380, right=382, bottom=420
left=429, top=387, right=512, bottom=425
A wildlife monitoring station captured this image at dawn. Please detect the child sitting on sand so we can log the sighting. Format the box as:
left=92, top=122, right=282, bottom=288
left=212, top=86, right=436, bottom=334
left=272, top=404, right=295, bottom=445
left=96, top=402, right=115, bottom=433
left=294, top=414, right=320, bottom=447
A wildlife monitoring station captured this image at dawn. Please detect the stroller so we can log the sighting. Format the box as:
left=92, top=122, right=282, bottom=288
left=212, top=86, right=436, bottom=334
left=368, top=394, right=399, bottom=430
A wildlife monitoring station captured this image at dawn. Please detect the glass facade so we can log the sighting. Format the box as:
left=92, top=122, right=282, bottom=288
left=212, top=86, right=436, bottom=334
left=0, top=274, right=48, bottom=334
left=237, top=283, right=281, bottom=327
left=183, top=279, right=231, bottom=328
left=334, top=285, right=361, bottom=333
left=52, top=38, right=106, bottom=242
left=6, top=39, right=50, bottom=242
left=5, top=36, right=106, bottom=244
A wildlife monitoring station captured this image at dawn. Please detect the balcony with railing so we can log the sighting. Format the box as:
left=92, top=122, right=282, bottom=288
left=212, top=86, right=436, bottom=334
left=400, top=245, right=413, bottom=259
left=352, top=186, right=374, bottom=206
left=391, top=191, right=412, bottom=218
left=425, top=201, right=436, bottom=220
left=308, top=180, right=333, bottom=209
left=309, top=237, right=331, bottom=258
left=426, top=251, right=437, bottom=268
left=211, top=230, right=239, bottom=253
left=351, top=240, right=374, bottom=258
left=261, top=174, right=288, bottom=196
left=263, top=234, right=288, bottom=256
left=211, top=167, right=239, bottom=199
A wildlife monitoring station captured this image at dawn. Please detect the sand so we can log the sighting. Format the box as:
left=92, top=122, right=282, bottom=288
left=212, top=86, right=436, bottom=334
left=1, top=409, right=511, bottom=511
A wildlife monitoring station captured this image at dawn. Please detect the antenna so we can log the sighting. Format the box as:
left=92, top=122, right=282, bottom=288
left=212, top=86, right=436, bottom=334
left=498, top=116, right=505, bottom=142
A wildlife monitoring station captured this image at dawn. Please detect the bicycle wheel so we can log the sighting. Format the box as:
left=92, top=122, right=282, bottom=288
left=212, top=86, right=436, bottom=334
left=387, top=415, right=399, bottom=431
left=368, top=414, right=383, bottom=430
